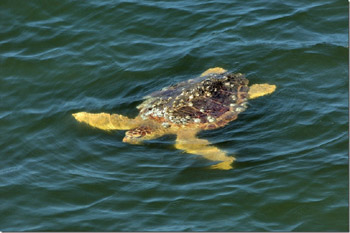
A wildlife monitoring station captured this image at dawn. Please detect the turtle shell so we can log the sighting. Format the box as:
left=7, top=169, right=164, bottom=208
left=137, top=72, right=249, bottom=129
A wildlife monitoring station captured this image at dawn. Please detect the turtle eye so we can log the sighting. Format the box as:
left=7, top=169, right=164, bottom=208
left=126, top=131, right=140, bottom=138
left=132, top=132, right=142, bottom=138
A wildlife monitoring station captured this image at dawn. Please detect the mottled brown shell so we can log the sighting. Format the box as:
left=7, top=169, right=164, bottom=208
left=137, top=72, right=249, bottom=130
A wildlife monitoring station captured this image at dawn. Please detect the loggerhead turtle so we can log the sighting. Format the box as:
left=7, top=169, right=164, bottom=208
left=72, top=67, right=276, bottom=170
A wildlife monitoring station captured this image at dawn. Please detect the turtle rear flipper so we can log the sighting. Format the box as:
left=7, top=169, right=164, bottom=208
left=175, top=129, right=235, bottom=170
left=72, top=112, right=136, bottom=130
left=248, top=84, right=276, bottom=99
left=200, top=67, right=227, bottom=77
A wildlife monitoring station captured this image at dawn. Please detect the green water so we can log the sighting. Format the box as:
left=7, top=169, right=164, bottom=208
left=0, top=0, right=348, bottom=231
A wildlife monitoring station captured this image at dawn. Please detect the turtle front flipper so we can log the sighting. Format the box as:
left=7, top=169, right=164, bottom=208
left=175, top=130, right=235, bottom=170
left=72, top=112, right=136, bottom=130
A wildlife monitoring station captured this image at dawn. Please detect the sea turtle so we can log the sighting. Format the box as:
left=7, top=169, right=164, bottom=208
left=73, top=67, right=276, bottom=170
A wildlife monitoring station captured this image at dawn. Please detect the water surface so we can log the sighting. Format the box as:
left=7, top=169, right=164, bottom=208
left=0, top=0, right=348, bottom=231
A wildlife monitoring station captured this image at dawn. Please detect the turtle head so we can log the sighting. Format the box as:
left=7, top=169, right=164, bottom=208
left=123, top=126, right=158, bottom=145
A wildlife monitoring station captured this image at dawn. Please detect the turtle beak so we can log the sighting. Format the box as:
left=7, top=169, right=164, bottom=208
left=122, top=135, right=143, bottom=145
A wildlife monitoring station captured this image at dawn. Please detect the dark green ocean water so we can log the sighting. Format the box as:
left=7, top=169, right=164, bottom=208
left=0, top=0, right=348, bottom=231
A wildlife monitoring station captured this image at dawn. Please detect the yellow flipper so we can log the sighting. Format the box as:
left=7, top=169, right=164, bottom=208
left=248, top=84, right=276, bottom=99
left=200, top=67, right=227, bottom=77
left=72, top=112, right=136, bottom=130
left=175, top=130, right=235, bottom=170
